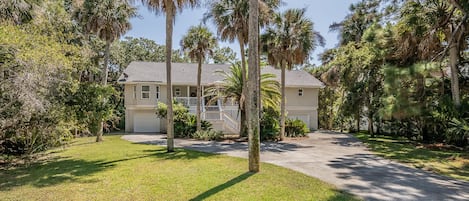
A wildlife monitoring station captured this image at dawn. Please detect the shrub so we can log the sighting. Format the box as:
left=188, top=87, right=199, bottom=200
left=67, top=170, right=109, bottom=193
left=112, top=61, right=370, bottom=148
left=285, top=118, right=310, bottom=137
left=260, top=107, right=280, bottom=141
left=155, top=101, right=213, bottom=138
left=192, top=130, right=223, bottom=141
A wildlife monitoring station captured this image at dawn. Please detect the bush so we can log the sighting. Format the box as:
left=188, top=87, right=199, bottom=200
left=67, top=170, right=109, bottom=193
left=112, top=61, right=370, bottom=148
left=155, top=101, right=213, bottom=138
left=192, top=130, right=223, bottom=141
left=260, top=107, right=280, bottom=141
left=285, top=118, right=310, bottom=138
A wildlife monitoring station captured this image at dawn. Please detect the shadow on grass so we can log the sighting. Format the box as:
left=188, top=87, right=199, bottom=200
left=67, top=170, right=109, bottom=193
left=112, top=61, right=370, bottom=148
left=141, top=148, right=216, bottom=160
left=189, top=172, right=254, bottom=201
left=0, top=157, right=113, bottom=191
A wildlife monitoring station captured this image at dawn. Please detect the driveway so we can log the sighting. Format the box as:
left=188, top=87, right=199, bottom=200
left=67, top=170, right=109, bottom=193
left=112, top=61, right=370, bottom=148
left=122, top=131, right=469, bottom=201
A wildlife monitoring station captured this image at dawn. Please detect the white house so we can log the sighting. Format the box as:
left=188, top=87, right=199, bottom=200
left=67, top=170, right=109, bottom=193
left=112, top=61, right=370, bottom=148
left=118, top=62, right=324, bottom=133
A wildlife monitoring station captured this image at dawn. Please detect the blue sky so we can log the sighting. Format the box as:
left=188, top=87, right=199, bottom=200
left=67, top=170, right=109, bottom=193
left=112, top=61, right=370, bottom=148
left=125, top=1, right=360, bottom=65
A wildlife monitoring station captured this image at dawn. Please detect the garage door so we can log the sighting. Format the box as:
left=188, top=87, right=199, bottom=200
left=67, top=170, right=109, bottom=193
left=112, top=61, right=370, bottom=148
left=288, top=114, right=310, bottom=128
left=134, top=112, right=160, bottom=133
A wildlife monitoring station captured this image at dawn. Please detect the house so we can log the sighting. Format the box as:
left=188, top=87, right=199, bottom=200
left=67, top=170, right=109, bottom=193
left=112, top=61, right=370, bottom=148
left=118, top=62, right=324, bottom=133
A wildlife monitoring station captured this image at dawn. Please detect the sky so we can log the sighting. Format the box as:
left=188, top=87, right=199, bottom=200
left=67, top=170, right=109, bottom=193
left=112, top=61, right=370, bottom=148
left=124, top=1, right=361, bottom=65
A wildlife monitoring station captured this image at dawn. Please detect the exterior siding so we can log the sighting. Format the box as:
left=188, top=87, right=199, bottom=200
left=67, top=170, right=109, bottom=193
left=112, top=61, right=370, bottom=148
left=124, top=84, right=320, bottom=132
left=285, top=87, right=319, bottom=130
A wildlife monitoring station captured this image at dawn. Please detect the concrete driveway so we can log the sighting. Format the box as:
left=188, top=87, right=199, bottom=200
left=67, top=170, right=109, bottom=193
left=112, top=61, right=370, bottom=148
left=122, top=131, right=469, bottom=201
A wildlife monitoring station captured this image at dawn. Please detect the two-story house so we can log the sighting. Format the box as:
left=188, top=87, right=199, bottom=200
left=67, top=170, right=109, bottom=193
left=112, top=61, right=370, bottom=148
left=118, top=62, right=324, bottom=133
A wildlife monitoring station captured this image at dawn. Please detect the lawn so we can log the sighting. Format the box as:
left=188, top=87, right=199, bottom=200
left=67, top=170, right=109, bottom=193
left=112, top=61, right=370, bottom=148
left=0, top=136, right=357, bottom=201
left=354, top=132, right=469, bottom=181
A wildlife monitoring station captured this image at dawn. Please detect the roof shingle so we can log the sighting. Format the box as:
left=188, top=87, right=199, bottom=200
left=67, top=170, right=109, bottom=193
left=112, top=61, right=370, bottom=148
left=118, top=61, right=324, bottom=88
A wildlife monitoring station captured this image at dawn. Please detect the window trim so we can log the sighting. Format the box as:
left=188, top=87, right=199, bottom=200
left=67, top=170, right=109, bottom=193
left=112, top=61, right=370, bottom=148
left=298, top=88, right=304, bottom=96
left=141, top=85, right=150, bottom=99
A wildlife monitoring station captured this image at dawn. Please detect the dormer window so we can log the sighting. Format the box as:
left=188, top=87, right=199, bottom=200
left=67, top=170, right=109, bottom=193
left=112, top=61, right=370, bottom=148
left=298, top=88, right=303, bottom=96
left=141, top=86, right=150, bottom=99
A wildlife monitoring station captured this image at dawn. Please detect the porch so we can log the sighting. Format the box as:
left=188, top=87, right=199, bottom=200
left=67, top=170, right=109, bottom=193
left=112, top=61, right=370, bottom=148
left=173, top=85, right=240, bottom=134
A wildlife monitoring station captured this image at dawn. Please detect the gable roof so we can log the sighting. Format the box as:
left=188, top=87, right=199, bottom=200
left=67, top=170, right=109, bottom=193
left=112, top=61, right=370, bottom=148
left=118, top=61, right=324, bottom=88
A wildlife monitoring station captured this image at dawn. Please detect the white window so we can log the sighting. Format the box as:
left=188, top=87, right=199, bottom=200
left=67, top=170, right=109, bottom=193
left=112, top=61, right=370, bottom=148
left=298, top=88, right=304, bottom=96
left=141, top=85, right=150, bottom=99
left=175, top=87, right=181, bottom=97
left=133, top=86, right=137, bottom=99
left=156, top=85, right=160, bottom=99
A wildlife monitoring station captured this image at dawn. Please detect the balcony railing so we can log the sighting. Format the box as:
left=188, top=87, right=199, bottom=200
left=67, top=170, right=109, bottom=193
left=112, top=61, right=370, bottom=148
left=174, top=97, right=198, bottom=107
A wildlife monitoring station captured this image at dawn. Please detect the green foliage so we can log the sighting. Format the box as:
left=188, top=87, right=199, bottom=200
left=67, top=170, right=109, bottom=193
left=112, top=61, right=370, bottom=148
left=70, top=83, right=117, bottom=134
left=447, top=118, right=469, bottom=147
left=209, top=46, right=237, bottom=64
left=0, top=20, right=82, bottom=156
left=155, top=102, right=213, bottom=138
left=260, top=107, right=280, bottom=141
left=191, top=130, right=223, bottom=141
left=285, top=119, right=309, bottom=138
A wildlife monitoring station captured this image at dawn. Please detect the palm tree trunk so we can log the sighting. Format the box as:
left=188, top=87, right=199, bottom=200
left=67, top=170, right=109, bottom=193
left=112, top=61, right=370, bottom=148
left=166, top=10, right=174, bottom=152
left=239, top=38, right=248, bottom=137
left=96, top=40, right=111, bottom=142
left=449, top=42, right=461, bottom=107
left=248, top=0, right=260, bottom=173
left=280, top=60, right=286, bottom=141
left=196, top=56, right=202, bottom=132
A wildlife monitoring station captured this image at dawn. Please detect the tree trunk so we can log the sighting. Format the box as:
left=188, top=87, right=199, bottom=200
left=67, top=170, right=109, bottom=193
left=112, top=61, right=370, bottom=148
left=449, top=42, right=461, bottom=107
left=240, top=108, right=247, bottom=137
left=356, top=110, right=360, bottom=133
left=196, top=56, right=202, bottom=132
left=368, top=116, right=374, bottom=138
left=239, top=39, right=248, bottom=137
left=248, top=0, right=260, bottom=173
left=166, top=10, right=174, bottom=152
left=279, top=60, right=286, bottom=141
left=96, top=40, right=111, bottom=142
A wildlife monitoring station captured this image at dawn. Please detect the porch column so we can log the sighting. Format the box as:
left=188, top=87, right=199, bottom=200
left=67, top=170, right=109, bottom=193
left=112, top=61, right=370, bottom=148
left=187, top=85, right=190, bottom=105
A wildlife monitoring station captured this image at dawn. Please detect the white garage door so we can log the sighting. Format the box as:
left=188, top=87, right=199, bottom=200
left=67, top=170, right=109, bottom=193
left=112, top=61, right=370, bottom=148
left=134, top=112, right=160, bottom=133
left=288, top=114, right=310, bottom=128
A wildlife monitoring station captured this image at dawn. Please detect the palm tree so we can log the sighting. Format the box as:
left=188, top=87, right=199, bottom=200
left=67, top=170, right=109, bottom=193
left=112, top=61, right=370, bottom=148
left=139, top=0, right=198, bottom=152
left=205, top=0, right=279, bottom=137
left=205, top=63, right=280, bottom=127
left=180, top=25, right=217, bottom=132
left=262, top=8, right=323, bottom=140
left=392, top=0, right=468, bottom=107
left=77, top=0, right=136, bottom=142
left=247, top=0, right=260, bottom=172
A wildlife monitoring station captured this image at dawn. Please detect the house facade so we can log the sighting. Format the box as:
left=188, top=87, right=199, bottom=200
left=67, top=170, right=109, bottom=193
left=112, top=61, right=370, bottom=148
left=118, top=62, right=324, bottom=133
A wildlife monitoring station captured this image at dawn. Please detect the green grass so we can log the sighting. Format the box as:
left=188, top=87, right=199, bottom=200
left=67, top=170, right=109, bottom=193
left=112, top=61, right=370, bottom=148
left=354, top=132, right=469, bottom=181
left=0, top=136, right=357, bottom=201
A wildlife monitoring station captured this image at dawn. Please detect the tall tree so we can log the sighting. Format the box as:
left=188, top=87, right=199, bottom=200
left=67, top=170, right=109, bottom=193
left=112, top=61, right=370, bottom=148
left=247, top=0, right=260, bottom=172
left=205, top=0, right=279, bottom=137
left=180, top=25, right=217, bottom=132
left=330, top=0, right=381, bottom=45
left=262, top=8, right=324, bottom=140
left=76, top=0, right=136, bottom=142
left=392, top=0, right=469, bottom=107
left=140, top=0, right=198, bottom=152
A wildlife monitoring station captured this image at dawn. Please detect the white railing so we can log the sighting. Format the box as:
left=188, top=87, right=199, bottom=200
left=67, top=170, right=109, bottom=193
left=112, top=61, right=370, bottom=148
left=203, top=111, right=222, bottom=120
left=174, top=97, right=198, bottom=107
left=222, top=112, right=240, bottom=132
